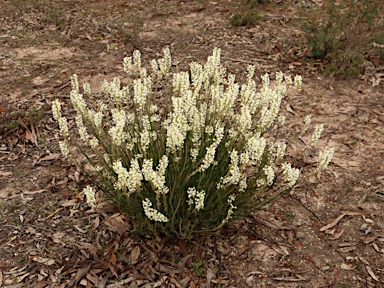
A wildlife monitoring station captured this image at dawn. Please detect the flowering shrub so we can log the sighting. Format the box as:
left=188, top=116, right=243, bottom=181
left=52, top=48, right=333, bottom=239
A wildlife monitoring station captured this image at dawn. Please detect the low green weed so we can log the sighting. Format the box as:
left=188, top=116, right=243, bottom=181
left=230, top=10, right=262, bottom=27
left=301, top=0, right=384, bottom=76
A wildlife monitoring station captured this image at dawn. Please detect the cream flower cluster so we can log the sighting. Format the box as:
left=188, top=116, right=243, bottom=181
left=142, top=156, right=169, bottom=194
left=52, top=99, right=62, bottom=121
left=58, top=141, right=70, bottom=158
left=83, top=82, right=91, bottom=97
left=52, top=99, right=71, bottom=158
left=187, top=187, right=205, bottom=211
left=102, top=77, right=127, bottom=106
left=142, top=198, right=169, bottom=222
left=83, top=186, right=96, bottom=207
left=199, top=126, right=224, bottom=172
left=108, top=109, right=127, bottom=146
left=150, top=48, right=172, bottom=79
left=244, top=135, right=266, bottom=163
left=316, top=147, right=334, bottom=171
left=221, top=194, right=237, bottom=226
left=133, top=77, right=151, bottom=112
left=219, top=150, right=242, bottom=187
left=310, top=124, right=324, bottom=146
left=113, top=159, right=143, bottom=194
left=69, top=78, right=88, bottom=115
left=281, top=162, right=300, bottom=188
left=264, top=165, right=275, bottom=186
left=71, top=74, right=79, bottom=92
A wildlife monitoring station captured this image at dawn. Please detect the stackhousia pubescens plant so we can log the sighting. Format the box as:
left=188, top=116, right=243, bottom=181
left=52, top=48, right=333, bottom=239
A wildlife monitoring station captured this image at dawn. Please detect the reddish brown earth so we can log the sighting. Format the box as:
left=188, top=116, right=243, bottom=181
left=0, top=0, right=383, bottom=287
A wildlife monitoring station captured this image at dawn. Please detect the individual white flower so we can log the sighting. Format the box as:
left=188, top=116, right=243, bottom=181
left=133, top=50, right=141, bottom=70
left=94, top=165, right=102, bottom=173
left=150, top=59, right=160, bottom=78
left=150, top=105, right=158, bottom=114
left=264, top=165, right=275, bottom=185
left=140, top=67, right=147, bottom=79
left=275, top=142, right=286, bottom=161
left=166, top=121, right=187, bottom=154
left=113, top=160, right=130, bottom=191
left=205, top=126, right=214, bottom=135
left=83, top=186, right=96, bottom=207
left=71, top=74, right=79, bottom=92
left=75, top=114, right=89, bottom=142
left=299, top=115, right=312, bottom=137
left=239, top=177, right=247, bottom=192
left=265, top=93, right=283, bottom=129
left=237, top=105, right=252, bottom=134
left=133, top=78, right=149, bottom=112
left=88, top=109, right=103, bottom=131
left=200, top=126, right=224, bottom=172
left=278, top=115, right=286, bottom=127
left=123, top=56, right=132, bottom=74
left=172, top=71, right=190, bottom=96
left=205, top=47, right=222, bottom=83
left=102, top=77, right=126, bottom=105
left=257, top=88, right=283, bottom=131
left=126, top=158, right=143, bottom=194
left=93, top=111, right=103, bottom=130
left=294, top=75, right=302, bottom=91
left=142, top=198, right=169, bottom=222
left=187, top=187, right=205, bottom=211
left=281, top=162, right=300, bottom=188
left=158, top=59, right=167, bottom=77
left=221, top=149, right=242, bottom=186
left=222, top=77, right=238, bottom=113
left=108, top=109, right=126, bottom=145
left=304, top=115, right=311, bottom=125
left=51, top=99, right=62, bottom=120
left=157, top=48, right=172, bottom=77
left=246, top=65, right=255, bottom=83
left=113, top=159, right=142, bottom=195
left=140, top=115, right=152, bottom=151
left=310, top=124, right=324, bottom=146
left=221, top=194, right=237, bottom=226
left=59, top=140, right=70, bottom=158
left=163, top=47, right=172, bottom=73
left=89, top=137, right=99, bottom=149
left=189, top=104, right=206, bottom=149
left=58, top=117, right=69, bottom=139
left=97, top=101, right=108, bottom=114
left=104, top=154, right=111, bottom=165
left=200, top=144, right=218, bottom=171
left=246, top=135, right=266, bottom=162
left=261, top=73, right=270, bottom=89
left=316, top=147, right=334, bottom=171
left=142, top=156, right=169, bottom=194
left=83, top=83, right=91, bottom=97
left=239, top=151, right=249, bottom=166
left=284, top=74, right=293, bottom=86
left=190, top=62, right=203, bottom=86
left=70, top=90, right=87, bottom=114
left=190, top=148, right=199, bottom=162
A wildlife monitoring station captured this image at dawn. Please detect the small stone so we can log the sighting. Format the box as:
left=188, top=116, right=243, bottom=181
left=321, top=265, right=330, bottom=271
left=360, top=223, right=368, bottom=231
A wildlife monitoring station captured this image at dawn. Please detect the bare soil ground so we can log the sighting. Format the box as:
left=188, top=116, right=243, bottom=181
left=1, top=0, right=384, bottom=287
